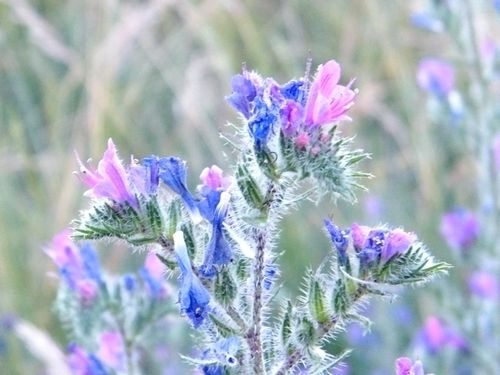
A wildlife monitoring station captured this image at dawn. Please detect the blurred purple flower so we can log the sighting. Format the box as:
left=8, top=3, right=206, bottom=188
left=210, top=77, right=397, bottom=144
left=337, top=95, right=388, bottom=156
left=395, top=357, right=425, bottom=375
left=494, top=0, right=500, bottom=12
left=363, top=195, right=383, bottom=219
left=417, top=58, right=454, bottom=97
left=468, top=271, right=499, bottom=300
left=440, top=208, right=479, bottom=251
left=419, top=316, right=448, bottom=353
left=304, top=60, right=356, bottom=127
left=45, top=230, right=101, bottom=303
left=76, top=138, right=137, bottom=206
left=419, top=316, right=467, bottom=354
left=410, top=11, right=444, bottom=32
left=140, top=252, right=171, bottom=299
left=67, top=344, right=107, bottom=375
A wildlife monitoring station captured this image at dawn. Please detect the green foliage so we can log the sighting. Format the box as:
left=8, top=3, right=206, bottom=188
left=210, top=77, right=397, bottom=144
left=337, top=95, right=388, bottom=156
left=74, top=197, right=163, bottom=245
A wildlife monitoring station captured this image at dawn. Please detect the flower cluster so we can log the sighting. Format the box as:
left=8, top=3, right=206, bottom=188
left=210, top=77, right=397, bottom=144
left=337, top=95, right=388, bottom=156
left=44, top=58, right=450, bottom=375
left=227, top=60, right=356, bottom=151
left=324, top=220, right=423, bottom=282
left=45, top=231, right=174, bottom=373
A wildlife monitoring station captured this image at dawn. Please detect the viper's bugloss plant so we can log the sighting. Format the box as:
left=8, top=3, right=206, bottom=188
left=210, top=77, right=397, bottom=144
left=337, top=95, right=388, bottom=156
left=46, top=58, right=449, bottom=374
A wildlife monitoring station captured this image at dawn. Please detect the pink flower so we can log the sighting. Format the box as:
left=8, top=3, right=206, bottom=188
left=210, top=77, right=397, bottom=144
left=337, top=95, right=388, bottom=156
left=304, top=60, right=356, bottom=127
left=76, top=279, right=98, bottom=304
left=97, top=331, right=125, bottom=371
left=395, top=357, right=425, bottom=375
left=417, top=58, right=454, bottom=96
left=350, top=223, right=371, bottom=250
left=382, top=228, right=417, bottom=262
left=468, top=271, right=499, bottom=300
left=199, top=165, right=232, bottom=191
left=76, top=138, right=136, bottom=206
left=144, top=251, right=166, bottom=280
left=295, top=132, right=311, bottom=149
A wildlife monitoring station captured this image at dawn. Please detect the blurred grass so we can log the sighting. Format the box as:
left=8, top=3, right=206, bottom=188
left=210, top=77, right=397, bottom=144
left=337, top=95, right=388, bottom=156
left=0, top=0, right=472, bottom=373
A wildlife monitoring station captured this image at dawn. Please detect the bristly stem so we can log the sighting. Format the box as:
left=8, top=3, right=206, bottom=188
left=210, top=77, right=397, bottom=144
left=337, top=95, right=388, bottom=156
left=247, top=228, right=267, bottom=374
left=274, top=287, right=365, bottom=375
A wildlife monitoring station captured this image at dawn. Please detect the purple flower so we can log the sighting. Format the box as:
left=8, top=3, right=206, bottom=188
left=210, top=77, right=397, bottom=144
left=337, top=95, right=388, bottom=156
left=158, top=157, right=201, bottom=223
left=174, top=231, right=211, bottom=327
left=226, top=74, right=257, bottom=119
left=200, top=192, right=234, bottom=277
left=395, top=357, right=425, bottom=375
left=304, top=60, right=356, bottom=127
left=280, top=100, right=303, bottom=137
left=130, top=155, right=161, bottom=196
left=97, top=331, right=126, bottom=372
left=440, top=208, right=479, bottom=251
left=468, top=271, right=499, bottom=300
left=417, top=58, right=454, bottom=97
left=76, top=138, right=137, bottom=206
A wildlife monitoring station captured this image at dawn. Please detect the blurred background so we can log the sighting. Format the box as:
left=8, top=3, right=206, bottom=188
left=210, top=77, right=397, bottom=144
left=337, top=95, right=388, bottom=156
left=0, top=0, right=497, bottom=374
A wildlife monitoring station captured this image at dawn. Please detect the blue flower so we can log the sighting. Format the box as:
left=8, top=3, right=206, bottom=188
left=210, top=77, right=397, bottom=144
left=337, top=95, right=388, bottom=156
left=410, top=11, right=444, bottom=33
left=200, top=192, right=233, bottom=277
left=141, top=156, right=161, bottom=194
left=248, top=97, right=277, bottom=149
left=201, top=336, right=239, bottom=374
left=226, top=74, right=257, bottom=119
left=281, top=80, right=305, bottom=104
left=122, top=274, right=136, bottom=292
left=174, top=231, right=211, bottom=328
left=139, top=267, right=164, bottom=298
left=358, top=229, right=388, bottom=269
left=263, top=263, right=279, bottom=290
left=324, top=219, right=350, bottom=268
left=80, top=243, right=103, bottom=284
left=197, top=189, right=222, bottom=222
left=158, top=157, right=200, bottom=221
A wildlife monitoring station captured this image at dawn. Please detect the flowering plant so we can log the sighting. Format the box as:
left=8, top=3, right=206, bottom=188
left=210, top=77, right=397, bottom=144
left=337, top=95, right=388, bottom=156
left=46, top=58, right=449, bottom=374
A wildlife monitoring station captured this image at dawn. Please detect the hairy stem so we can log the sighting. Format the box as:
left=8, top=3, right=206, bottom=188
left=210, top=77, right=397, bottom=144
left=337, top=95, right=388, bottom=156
left=247, top=229, right=267, bottom=374
left=274, top=287, right=365, bottom=375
